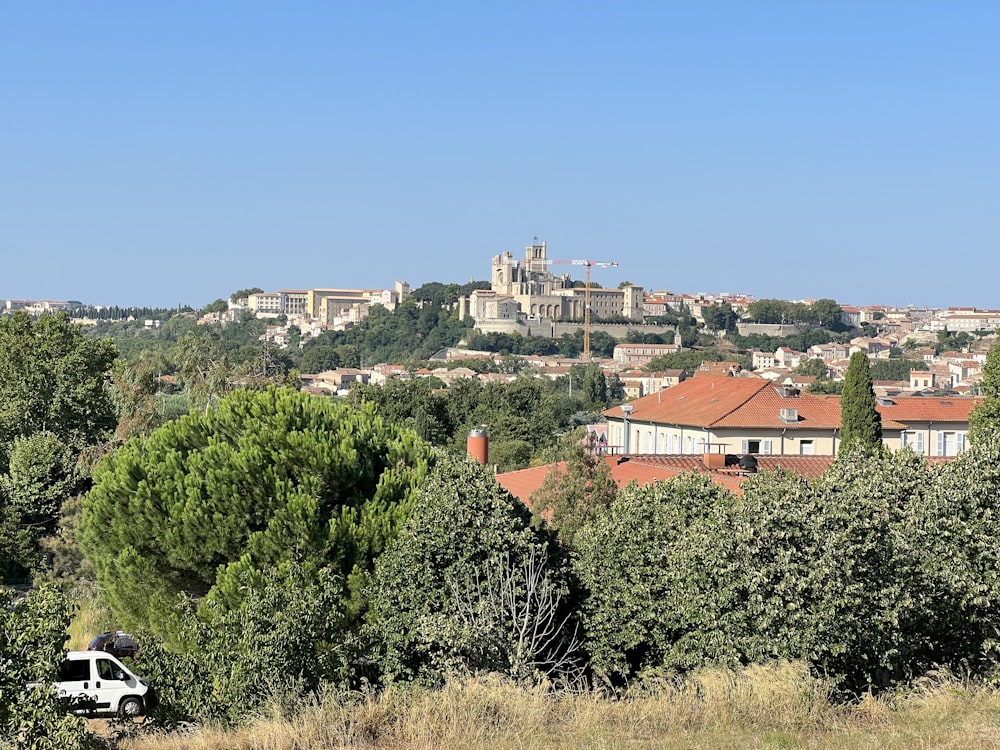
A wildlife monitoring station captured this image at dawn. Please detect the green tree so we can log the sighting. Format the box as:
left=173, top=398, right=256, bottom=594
left=810, top=299, right=843, bottom=329
left=0, top=432, right=85, bottom=581
left=0, top=312, right=118, bottom=456
left=366, top=454, right=581, bottom=684
left=530, top=429, right=618, bottom=546
left=839, top=351, right=882, bottom=455
left=869, top=358, right=927, bottom=382
left=795, top=358, right=829, bottom=378
left=299, top=344, right=341, bottom=373
left=0, top=586, right=97, bottom=748
left=701, top=301, right=738, bottom=332
left=106, top=357, right=163, bottom=441
left=576, top=451, right=945, bottom=691
left=968, top=337, right=1000, bottom=443
left=230, top=287, right=263, bottom=304
left=81, top=388, right=434, bottom=656
left=906, top=429, right=1000, bottom=676
left=202, top=299, right=228, bottom=314
left=574, top=473, right=740, bottom=680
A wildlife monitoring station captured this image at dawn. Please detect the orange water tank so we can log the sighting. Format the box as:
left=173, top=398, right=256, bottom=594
left=467, top=427, right=489, bottom=466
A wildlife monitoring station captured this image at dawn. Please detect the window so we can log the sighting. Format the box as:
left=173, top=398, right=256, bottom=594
left=939, top=432, right=959, bottom=457
left=97, top=659, right=121, bottom=681
left=799, top=439, right=814, bottom=455
left=59, top=659, right=90, bottom=682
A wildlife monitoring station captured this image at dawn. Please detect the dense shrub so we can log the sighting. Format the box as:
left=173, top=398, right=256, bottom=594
left=367, top=454, right=582, bottom=685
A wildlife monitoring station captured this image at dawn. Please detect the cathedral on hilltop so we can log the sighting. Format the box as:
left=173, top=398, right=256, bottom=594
left=483, top=239, right=643, bottom=322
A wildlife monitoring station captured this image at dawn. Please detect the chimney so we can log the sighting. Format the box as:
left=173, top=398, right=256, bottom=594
left=703, top=452, right=726, bottom=469
left=467, top=427, right=489, bottom=466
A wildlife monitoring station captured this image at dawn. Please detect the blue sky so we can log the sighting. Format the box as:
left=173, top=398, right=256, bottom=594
left=2, top=2, right=997, bottom=309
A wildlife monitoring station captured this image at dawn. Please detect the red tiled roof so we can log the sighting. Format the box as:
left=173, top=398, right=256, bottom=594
left=714, top=389, right=847, bottom=430
left=605, top=377, right=771, bottom=426
left=495, top=453, right=838, bottom=506
left=604, top=377, right=977, bottom=432
left=876, top=396, right=979, bottom=423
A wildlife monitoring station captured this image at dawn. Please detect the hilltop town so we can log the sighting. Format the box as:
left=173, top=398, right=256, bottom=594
left=4, top=239, right=996, bottom=470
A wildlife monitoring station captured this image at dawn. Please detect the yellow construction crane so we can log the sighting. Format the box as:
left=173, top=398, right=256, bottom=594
left=541, top=258, right=620, bottom=359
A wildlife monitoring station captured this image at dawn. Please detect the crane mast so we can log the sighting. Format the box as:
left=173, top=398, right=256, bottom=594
left=537, top=258, right=620, bottom=359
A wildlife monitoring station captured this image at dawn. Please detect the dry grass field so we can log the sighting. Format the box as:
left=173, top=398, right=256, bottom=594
left=111, top=662, right=1000, bottom=750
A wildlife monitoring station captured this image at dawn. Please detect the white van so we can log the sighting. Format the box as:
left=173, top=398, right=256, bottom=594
left=55, top=650, right=156, bottom=716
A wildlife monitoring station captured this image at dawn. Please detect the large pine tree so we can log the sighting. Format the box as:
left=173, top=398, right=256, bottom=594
left=839, top=351, right=882, bottom=455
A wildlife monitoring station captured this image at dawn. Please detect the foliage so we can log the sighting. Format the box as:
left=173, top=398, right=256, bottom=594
left=574, top=473, right=741, bottom=680
left=367, top=454, right=581, bottom=685
left=201, top=299, right=228, bottom=314
left=530, top=429, right=618, bottom=546
left=410, top=281, right=491, bottom=306
left=229, top=287, right=263, bottom=303
left=106, top=358, right=164, bottom=441
left=968, top=338, right=1000, bottom=443
left=806, top=378, right=844, bottom=395
left=794, top=358, right=829, bottom=378
left=646, top=348, right=741, bottom=376
left=905, top=428, right=1000, bottom=675
left=303, top=297, right=475, bottom=364
left=0, top=585, right=99, bottom=749
left=348, top=378, right=451, bottom=445
left=701, top=302, right=739, bottom=332
left=744, top=299, right=843, bottom=328
left=81, top=387, right=433, bottom=656
left=574, top=449, right=985, bottom=692
left=624, top=329, right=675, bottom=345
left=935, top=329, right=973, bottom=354
left=869, top=358, right=927, bottom=382
left=464, top=331, right=559, bottom=357
left=0, top=432, right=86, bottom=582
left=0, top=312, right=118, bottom=457
left=804, top=451, right=932, bottom=689
left=728, top=328, right=849, bottom=355
left=839, top=352, right=882, bottom=455
left=133, top=563, right=350, bottom=724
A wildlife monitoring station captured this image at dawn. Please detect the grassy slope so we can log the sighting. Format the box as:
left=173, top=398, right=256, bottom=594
left=117, top=663, right=1000, bottom=750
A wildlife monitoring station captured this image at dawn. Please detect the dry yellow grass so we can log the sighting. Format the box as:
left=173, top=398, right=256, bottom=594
left=66, top=582, right=118, bottom=650
left=113, top=662, right=1000, bottom=750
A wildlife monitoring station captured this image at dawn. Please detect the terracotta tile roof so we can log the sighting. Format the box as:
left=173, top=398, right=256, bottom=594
left=876, top=396, right=979, bottom=423
left=496, top=455, right=724, bottom=507
left=713, top=389, right=846, bottom=430
left=603, top=377, right=978, bottom=432
left=605, top=377, right=771, bottom=426
left=495, top=453, right=838, bottom=506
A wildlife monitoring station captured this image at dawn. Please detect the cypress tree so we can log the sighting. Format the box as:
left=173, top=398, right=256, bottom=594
left=839, top=351, right=882, bottom=455
left=968, top=336, right=1000, bottom=444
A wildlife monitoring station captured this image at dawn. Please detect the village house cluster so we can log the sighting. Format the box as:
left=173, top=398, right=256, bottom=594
left=9, top=240, right=997, bottom=471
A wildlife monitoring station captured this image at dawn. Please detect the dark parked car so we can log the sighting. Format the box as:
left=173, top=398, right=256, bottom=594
left=87, top=631, right=139, bottom=659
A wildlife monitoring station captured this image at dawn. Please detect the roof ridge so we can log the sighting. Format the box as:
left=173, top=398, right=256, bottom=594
left=706, top=378, right=773, bottom=427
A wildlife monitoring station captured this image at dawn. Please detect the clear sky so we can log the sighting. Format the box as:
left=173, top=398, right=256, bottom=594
left=2, top=2, right=997, bottom=309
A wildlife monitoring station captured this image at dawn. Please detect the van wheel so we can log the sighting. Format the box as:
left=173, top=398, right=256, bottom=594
left=119, top=697, right=142, bottom=717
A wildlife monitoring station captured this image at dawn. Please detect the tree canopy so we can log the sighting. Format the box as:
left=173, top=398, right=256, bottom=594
left=81, top=387, right=434, bottom=650
left=969, top=337, right=1000, bottom=443
left=367, top=453, right=580, bottom=684
left=0, top=312, right=118, bottom=456
left=839, top=351, right=882, bottom=455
